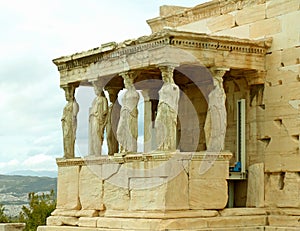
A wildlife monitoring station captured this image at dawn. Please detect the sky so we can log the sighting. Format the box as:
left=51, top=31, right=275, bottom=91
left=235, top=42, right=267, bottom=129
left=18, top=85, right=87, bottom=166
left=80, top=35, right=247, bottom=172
left=0, top=0, right=206, bottom=175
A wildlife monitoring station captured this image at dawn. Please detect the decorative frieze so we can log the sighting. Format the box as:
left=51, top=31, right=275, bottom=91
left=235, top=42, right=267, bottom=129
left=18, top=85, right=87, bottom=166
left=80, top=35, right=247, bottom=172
left=53, top=29, right=270, bottom=74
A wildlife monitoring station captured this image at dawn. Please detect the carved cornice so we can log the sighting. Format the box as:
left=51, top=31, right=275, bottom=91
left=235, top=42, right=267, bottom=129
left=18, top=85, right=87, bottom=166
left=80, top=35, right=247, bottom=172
left=147, top=0, right=266, bottom=32
left=53, top=29, right=270, bottom=73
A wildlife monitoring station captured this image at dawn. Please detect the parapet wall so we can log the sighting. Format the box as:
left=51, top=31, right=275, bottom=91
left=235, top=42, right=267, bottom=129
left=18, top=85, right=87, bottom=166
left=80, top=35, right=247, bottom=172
left=43, top=152, right=232, bottom=229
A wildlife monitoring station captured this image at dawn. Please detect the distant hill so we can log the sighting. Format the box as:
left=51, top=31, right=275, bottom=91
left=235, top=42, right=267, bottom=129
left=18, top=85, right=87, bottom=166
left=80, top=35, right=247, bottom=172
left=0, top=174, right=57, bottom=217
left=6, top=170, right=57, bottom=178
left=0, top=174, right=57, bottom=194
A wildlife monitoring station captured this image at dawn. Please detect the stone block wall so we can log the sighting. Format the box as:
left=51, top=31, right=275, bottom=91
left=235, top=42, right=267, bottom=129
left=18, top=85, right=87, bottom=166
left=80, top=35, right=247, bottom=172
left=48, top=152, right=231, bottom=228
left=172, top=0, right=300, bottom=208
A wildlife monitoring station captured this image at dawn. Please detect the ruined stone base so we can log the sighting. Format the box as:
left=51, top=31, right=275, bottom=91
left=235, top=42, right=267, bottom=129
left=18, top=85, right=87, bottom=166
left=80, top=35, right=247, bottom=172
left=54, top=152, right=232, bottom=212
left=39, top=152, right=237, bottom=230
left=38, top=152, right=300, bottom=230
left=37, top=225, right=300, bottom=231
left=38, top=208, right=300, bottom=230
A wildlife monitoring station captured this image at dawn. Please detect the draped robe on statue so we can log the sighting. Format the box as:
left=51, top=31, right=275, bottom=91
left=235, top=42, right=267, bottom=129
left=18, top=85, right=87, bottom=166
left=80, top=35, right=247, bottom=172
left=155, top=83, right=179, bottom=151
left=117, top=89, right=139, bottom=153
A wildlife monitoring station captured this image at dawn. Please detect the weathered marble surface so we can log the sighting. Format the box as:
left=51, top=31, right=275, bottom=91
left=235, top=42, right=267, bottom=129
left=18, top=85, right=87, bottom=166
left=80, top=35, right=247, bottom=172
left=155, top=66, right=180, bottom=151
left=49, top=0, right=300, bottom=230
left=117, top=72, right=139, bottom=153
left=204, top=68, right=228, bottom=152
left=89, top=83, right=108, bottom=156
left=61, top=85, right=79, bottom=159
left=106, top=88, right=120, bottom=155
left=53, top=151, right=231, bottom=217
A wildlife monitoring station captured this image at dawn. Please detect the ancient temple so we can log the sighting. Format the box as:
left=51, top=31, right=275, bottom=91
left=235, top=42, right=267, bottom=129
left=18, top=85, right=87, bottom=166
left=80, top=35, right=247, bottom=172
left=38, top=0, right=300, bottom=230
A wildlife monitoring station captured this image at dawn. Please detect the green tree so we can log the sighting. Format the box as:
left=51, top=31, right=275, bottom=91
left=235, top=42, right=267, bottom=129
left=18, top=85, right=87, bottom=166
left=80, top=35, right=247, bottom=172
left=0, top=204, right=9, bottom=223
left=19, top=190, right=56, bottom=231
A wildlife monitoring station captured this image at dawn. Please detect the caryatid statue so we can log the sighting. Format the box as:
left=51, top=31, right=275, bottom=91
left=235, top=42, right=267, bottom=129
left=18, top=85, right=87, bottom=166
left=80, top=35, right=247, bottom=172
left=155, top=66, right=180, bottom=151
left=106, top=87, right=121, bottom=155
left=116, top=72, right=140, bottom=153
left=204, top=67, right=229, bottom=152
left=61, top=84, right=79, bottom=159
left=89, top=81, right=108, bottom=156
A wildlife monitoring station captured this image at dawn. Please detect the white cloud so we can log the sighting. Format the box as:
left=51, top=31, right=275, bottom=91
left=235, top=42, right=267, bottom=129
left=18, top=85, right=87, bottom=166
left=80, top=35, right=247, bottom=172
left=0, top=159, right=20, bottom=170
left=0, top=0, right=206, bottom=174
left=23, top=154, right=56, bottom=171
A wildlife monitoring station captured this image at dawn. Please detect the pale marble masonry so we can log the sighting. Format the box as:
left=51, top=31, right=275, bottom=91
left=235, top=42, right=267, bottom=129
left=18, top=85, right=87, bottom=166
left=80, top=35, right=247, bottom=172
left=246, top=163, right=264, bottom=207
left=43, top=152, right=232, bottom=229
left=54, top=152, right=231, bottom=213
left=44, top=0, right=300, bottom=230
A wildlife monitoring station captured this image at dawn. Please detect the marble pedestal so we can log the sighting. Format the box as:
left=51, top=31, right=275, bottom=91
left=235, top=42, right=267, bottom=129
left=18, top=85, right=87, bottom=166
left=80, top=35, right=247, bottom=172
left=39, top=151, right=233, bottom=230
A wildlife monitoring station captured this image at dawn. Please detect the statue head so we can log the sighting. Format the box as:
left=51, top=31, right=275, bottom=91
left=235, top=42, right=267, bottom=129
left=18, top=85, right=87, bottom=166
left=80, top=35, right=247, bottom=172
left=120, top=71, right=137, bottom=90
left=63, top=85, right=75, bottom=102
left=159, top=65, right=175, bottom=84
left=210, top=67, right=228, bottom=90
left=124, top=77, right=134, bottom=89
left=93, top=81, right=104, bottom=96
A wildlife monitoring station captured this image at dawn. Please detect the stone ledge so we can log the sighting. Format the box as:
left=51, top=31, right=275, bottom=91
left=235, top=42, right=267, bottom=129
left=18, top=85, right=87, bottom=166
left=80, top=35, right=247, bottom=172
left=220, top=208, right=266, bottom=216
left=104, top=209, right=218, bottom=218
left=40, top=210, right=300, bottom=230
left=40, top=214, right=268, bottom=230
left=56, top=151, right=233, bottom=167
left=267, top=208, right=300, bottom=216
left=38, top=226, right=267, bottom=231
left=46, top=216, right=78, bottom=226
left=51, top=209, right=100, bottom=217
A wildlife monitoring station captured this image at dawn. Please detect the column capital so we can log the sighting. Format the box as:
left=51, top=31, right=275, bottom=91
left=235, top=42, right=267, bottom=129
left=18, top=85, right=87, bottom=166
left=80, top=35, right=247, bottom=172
left=119, top=70, right=138, bottom=80
left=209, top=67, right=229, bottom=88
left=61, top=83, right=79, bottom=101
left=157, top=62, right=179, bottom=70
left=61, top=82, right=79, bottom=91
left=158, top=65, right=174, bottom=73
left=158, top=64, right=177, bottom=83
left=119, top=71, right=139, bottom=90
left=209, top=67, right=230, bottom=79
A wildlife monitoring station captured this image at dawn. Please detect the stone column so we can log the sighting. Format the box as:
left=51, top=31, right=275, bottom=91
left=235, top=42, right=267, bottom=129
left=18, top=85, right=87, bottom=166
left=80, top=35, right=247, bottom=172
left=61, top=84, right=79, bottom=159
left=155, top=65, right=180, bottom=152
left=106, top=87, right=121, bottom=155
left=88, top=80, right=108, bottom=156
left=117, top=71, right=140, bottom=153
left=204, top=67, right=229, bottom=152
